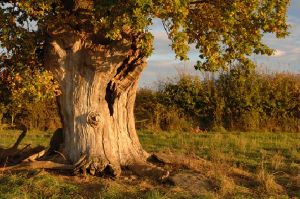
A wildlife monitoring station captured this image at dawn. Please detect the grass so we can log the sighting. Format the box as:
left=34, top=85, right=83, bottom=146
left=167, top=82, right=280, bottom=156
left=139, top=130, right=300, bottom=172
left=0, top=171, right=80, bottom=199
left=0, top=129, right=299, bottom=198
left=0, top=129, right=51, bottom=149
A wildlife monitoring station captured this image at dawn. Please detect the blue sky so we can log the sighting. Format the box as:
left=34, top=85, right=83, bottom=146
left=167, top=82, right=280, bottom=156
left=139, top=0, right=300, bottom=87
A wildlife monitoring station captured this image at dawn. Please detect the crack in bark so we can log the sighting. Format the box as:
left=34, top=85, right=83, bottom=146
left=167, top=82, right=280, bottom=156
left=100, top=124, right=110, bottom=170
left=105, top=52, right=144, bottom=116
left=105, top=81, right=116, bottom=116
left=115, top=100, right=121, bottom=166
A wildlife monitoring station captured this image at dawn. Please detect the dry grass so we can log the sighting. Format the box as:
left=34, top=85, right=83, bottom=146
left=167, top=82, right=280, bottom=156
left=206, top=168, right=236, bottom=197
left=256, top=167, right=284, bottom=194
left=0, top=130, right=299, bottom=198
left=271, top=153, right=285, bottom=170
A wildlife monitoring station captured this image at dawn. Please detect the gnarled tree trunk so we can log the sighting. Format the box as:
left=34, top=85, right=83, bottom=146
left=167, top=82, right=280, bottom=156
left=44, top=30, right=151, bottom=176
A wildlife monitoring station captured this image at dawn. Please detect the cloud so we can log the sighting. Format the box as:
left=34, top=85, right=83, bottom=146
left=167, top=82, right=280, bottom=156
left=141, top=1, right=300, bottom=86
left=272, top=50, right=286, bottom=57
left=291, top=48, right=300, bottom=54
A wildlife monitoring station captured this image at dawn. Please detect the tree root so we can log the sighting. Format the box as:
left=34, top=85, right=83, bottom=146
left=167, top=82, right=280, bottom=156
left=0, top=125, right=47, bottom=165
left=127, top=163, right=169, bottom=181
left=23, top=150, right=46, bottom=162
left=150, top=152, right=256, bottom=182
left=0, top=150, right=254, bottom=185
left=0, top=129, right=252, bottom=184
left=0, top=125, right=28, bottom=164
left=0, top=125, right=65, bottom=172
left=72, top=155, right=122, bottom=177
left=0, top=161, right=74, bottom=172
left=0, top=144, right=45, bottom=165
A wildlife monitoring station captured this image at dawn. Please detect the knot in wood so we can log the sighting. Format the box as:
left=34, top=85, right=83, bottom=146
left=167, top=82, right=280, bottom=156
left=87, top=111, right=101, bottom=127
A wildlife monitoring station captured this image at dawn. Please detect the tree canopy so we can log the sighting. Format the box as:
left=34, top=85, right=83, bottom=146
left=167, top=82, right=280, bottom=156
left=0, top=0, right=290, bottom=103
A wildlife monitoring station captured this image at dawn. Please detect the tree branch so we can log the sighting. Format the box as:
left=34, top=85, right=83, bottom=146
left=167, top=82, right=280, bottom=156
left=190, top=0, right=209, bottom=5
left=11, top=124, right=27, bottom=150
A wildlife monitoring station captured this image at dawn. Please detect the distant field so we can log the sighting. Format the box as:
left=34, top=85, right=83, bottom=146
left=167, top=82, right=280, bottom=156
left=0, top=129, right=299, bottom=198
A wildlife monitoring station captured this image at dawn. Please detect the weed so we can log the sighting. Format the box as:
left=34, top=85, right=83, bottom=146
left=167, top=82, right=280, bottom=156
left=271, top=153, right=285, bottom=170
left=256, top=168, right=283, bottom=194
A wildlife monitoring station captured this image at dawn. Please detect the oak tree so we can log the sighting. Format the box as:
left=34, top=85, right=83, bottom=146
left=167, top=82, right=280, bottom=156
left=0, top=0, right=290, bottom=177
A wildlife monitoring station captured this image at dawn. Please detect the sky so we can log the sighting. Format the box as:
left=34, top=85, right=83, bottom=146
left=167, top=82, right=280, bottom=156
left=139, top=0, right=300, bottom=87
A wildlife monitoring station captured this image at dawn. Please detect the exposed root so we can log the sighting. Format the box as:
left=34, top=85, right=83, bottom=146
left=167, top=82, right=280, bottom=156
left=0, top=125, right=48, bottom=166
left=127, top=163, right=169, bottom=181
left=1, top=127, right=169, bottom=181
left=0, top=125, right=65, bottom=172
left=20, top=144, right=31, bottom=152
left=0, top=125, right=28, bottom=163
left=73, top=155, right=121, bottom=177
left=151, top=152, right=256, bottom=182
left=53, top=150, right=67, bottom=161
left=73, top=154, right=89, bottom=175
left=65, top=154, right=169, bottom=181
left=0, top=161, right=74, bottom=172
left=23, top=150, right=46, bottom=162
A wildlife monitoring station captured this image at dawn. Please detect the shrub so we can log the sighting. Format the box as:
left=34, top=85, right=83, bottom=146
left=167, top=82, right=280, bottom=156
left=135, top=70, right=300, bottom=132
left=135, top=88, right=193, bottom=131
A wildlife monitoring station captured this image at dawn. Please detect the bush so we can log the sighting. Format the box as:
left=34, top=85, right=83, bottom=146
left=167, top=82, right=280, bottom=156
left=135, top=88, right=193, bottom=131
left=20, top=99, right=61, bottom=130
left=158, top=74, right=224, bottom=130
left=135, top=70, right=300, bottom=133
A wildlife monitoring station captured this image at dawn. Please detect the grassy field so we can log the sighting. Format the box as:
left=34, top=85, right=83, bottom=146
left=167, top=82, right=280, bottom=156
left=0, top=129, right=299, bottom=198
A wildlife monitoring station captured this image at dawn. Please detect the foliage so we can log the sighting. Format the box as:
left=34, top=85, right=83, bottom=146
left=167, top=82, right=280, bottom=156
left=0, top=99, right=61, bottom=130
left=135, top=88, right=193, bottom=131
left=259, top=73, right=300, bottom=131
left=157, top=74, right=224, bottom=130
left=20, top=99, right=61, bottom=130
left=219, top=70, right=300, bottom=131
left=135, top=71, right=300, bottom=132
left=218, top=68, right=263, bottom=131
left=0, top=0, right=291, bottom=104
left=0, top=67, right=59, bottom=125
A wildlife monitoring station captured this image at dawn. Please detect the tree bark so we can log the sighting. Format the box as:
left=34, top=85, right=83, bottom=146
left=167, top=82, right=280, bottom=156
left=44, top=30, right=149, bottom=176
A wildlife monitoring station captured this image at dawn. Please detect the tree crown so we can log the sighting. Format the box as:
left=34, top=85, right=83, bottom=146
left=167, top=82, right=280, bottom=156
left=0, top=0, right=290, bottom=109
left=1, top=0, right=290, bottom=68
